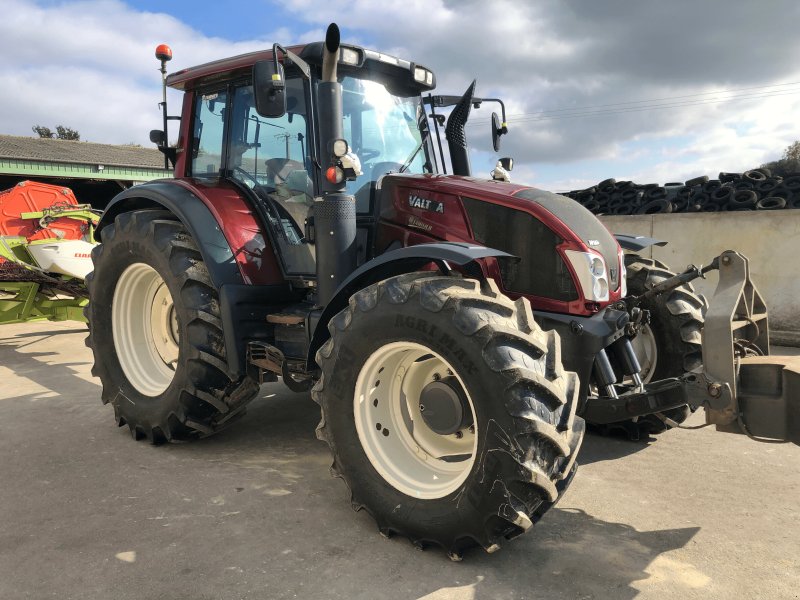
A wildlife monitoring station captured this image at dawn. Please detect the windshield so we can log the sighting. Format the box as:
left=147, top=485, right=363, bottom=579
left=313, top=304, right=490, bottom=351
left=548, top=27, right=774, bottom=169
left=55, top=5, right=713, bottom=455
left=340, top=77, right=429, bottom=211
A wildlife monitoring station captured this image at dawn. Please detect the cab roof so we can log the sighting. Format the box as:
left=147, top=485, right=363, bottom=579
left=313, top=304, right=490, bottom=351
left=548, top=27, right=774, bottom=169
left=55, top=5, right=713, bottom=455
left=165, top=42, right=435, bottom=95
left=166, top=44, right=306, bottom=91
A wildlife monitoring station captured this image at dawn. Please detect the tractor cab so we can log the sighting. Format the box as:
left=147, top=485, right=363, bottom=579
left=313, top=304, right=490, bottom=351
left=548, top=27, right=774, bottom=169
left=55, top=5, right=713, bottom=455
left=158, top=42, right=438, bottom=281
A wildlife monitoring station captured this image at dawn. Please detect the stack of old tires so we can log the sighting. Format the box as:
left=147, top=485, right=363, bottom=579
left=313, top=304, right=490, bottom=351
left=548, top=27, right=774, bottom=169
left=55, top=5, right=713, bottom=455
left=562, top=169, right=800, bottom=215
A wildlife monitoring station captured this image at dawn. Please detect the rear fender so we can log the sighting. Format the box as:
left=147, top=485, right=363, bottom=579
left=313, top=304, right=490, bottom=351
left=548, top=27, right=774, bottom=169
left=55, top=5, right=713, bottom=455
left=306, top=242, right=515, bottom=368
left=98, top=181, right=243, bottom=289
left=97, top=181, right=294, bottom=378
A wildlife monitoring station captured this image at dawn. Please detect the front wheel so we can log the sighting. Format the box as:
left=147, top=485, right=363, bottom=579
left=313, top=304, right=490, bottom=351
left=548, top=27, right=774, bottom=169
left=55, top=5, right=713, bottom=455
left=85, top=210, right=259, bottom=443
left=312, top=274, right=584, bottom=558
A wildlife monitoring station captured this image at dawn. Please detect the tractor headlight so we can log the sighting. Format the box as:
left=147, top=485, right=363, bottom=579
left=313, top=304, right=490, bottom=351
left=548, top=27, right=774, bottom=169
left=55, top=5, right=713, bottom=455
left=619, top=250, right=628, bottom=297
left=564, top=250, right=610, bottom=302
left=331, top=138, right=349, bottom=158
left=590, top=256, right=605, bottom=277
left=412, top=64, right=435, bottom=88
left=340, top=47, right=361, bottom=66
left=414, top=67, right=433, bottom=85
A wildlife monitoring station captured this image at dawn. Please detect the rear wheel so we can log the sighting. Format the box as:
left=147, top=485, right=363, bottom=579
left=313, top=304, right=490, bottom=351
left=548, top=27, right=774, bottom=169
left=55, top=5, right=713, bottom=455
left=312, top=273, right=584, bottom=558
left=622, top=254, right=706, bottom=435
left=85, top=210, right=259, bottom=442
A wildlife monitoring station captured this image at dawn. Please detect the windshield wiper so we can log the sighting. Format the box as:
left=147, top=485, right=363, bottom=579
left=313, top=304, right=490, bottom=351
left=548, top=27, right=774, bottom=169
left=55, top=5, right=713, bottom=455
left=399, top=105, right=433, bottom=174
left=398, top=141, right=424, bottom=173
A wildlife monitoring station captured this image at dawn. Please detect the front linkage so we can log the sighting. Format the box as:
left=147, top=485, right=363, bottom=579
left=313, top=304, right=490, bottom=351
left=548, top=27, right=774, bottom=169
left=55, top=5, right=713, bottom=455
left=582, top=250, right=798, bottom=444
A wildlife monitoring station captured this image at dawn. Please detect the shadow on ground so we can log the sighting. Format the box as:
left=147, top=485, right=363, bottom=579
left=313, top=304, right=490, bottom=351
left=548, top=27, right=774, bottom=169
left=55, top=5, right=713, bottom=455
left=163, top=387, right=701, bottom=600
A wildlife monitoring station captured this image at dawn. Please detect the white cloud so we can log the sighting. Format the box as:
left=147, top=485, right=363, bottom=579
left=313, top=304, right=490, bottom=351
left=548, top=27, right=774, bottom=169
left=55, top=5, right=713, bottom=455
left=2, top=0, right=799, bottom=191
left=0, top=0, right=306, bottom=144
left=280, top=0, right=800, bottom=189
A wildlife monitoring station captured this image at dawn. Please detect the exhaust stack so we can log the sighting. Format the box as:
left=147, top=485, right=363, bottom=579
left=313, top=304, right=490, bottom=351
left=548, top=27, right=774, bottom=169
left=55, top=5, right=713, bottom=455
left=314, top=23, right=358, bottom=306
left=445, top=80, right=476, bottom=176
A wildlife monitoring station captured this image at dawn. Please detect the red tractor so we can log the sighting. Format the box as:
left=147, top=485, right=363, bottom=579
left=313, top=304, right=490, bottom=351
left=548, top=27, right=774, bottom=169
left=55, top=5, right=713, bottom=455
left=86, top=24, right=799, bottom=558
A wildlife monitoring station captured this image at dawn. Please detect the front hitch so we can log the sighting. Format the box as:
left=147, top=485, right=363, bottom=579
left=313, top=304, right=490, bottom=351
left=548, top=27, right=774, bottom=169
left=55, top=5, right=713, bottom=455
left=581, top=375, right=693, bottom=424
left=694, top=251, right=799, bottom=445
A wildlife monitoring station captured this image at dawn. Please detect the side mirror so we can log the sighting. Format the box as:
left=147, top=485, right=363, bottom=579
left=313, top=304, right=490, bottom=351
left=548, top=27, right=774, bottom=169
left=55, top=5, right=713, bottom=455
left=499, top=157, right=513, bottom=171
left=491, top=112, right=503, bottom=152
left=253, top=60, right=287, bottom=118
left=149, top=129, right=166, bottom=146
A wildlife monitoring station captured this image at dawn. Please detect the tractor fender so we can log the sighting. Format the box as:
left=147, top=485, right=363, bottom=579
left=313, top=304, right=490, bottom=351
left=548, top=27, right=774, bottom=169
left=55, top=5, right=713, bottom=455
left=306, top=242, right=515, bottom=369
left=615, top=234, right=667, bottom=253
left=97, top=181, right=282, bottom=379
left=97, top=181, right=243, bottom=289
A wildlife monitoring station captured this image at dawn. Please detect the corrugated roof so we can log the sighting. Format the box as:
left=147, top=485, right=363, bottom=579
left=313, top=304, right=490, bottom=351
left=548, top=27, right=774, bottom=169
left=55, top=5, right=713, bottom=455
left=0, top=134, right=167, bottom=170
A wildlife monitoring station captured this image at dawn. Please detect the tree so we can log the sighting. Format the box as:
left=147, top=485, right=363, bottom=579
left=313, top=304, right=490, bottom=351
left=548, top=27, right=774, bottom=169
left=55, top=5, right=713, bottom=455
left=31, top=124, right=81, bottom=141
left=32, top=125, right=54, bottom=138
left=784, top=140, right=800, bottom=163
left=55, top=126, right=80, bottom=141
left=761, top=140, right=800, bottom=177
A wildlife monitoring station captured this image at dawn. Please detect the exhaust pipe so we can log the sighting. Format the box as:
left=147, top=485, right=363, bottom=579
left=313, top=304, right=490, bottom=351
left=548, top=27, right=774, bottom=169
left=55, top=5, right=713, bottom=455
left=444, top=80, right=476, bottom=176
left=315, top=23, right=358, bottom=306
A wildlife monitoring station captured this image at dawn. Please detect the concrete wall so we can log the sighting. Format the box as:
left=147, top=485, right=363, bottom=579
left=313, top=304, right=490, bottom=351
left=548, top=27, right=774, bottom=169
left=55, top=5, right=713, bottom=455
left=600, top=212, right=800, bottom=346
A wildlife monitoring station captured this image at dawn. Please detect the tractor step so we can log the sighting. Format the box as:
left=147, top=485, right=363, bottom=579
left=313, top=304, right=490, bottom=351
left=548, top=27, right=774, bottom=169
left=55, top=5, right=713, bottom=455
left=267, top=308, right=311, bottom=359
left=247, top=340, right=284, bottom=376
left=266, top=312, right=305, bottom=325
left=247, top=340, right=313, bottom=391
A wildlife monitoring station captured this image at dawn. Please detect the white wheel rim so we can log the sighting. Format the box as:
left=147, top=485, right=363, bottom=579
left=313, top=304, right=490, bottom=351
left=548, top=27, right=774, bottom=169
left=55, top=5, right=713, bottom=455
left=631, top=324, right=658, bottom=382
left=112, top=263, right=179, bottom=396
left=354, top=342, right=477, bottom=499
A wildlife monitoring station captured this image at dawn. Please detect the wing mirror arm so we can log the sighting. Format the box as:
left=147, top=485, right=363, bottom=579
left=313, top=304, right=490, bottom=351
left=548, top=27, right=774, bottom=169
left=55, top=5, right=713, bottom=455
left=424, top=94, right=509, bottom=151
left=253, top=42, right=318, bottom=169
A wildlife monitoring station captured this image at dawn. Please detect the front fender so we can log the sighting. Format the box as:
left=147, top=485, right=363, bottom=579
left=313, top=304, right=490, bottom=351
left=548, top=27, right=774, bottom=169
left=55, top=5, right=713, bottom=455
left=306, top=242, right=515, bottom=368
left=615, top=234, right=667, bottom=253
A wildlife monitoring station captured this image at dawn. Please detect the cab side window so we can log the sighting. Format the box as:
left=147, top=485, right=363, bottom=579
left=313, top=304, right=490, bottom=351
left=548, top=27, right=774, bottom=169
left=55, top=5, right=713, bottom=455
left=192, top=90, right=228, bottom=176
left=227, top=79, right=316, bottom=277
left=227, top=80, right=311, bottom=198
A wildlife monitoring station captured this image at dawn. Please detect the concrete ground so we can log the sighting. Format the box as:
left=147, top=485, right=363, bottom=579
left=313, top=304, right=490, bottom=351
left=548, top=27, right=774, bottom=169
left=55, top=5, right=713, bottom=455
left=0, top=321, right=798, bottom=600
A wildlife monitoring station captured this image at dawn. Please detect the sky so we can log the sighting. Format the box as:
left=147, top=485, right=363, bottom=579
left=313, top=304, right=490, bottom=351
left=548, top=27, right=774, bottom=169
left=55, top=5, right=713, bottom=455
left=2, top=0, right=800, bottom=191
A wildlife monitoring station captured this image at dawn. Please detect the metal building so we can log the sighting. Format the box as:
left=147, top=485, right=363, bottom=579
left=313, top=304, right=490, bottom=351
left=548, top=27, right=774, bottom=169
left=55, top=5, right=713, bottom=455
left=0, top=135, right=171, bottom=209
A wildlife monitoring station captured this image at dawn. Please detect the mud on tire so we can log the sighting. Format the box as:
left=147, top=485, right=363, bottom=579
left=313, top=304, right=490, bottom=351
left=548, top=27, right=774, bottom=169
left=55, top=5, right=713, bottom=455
left=85, top=210, right=259, bottom=443
left=312, top=273, right=584, bottom=558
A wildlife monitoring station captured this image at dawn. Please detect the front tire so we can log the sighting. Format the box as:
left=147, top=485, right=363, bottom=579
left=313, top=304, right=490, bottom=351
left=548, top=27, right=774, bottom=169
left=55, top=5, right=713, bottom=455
left=85, top=210, right=259, bottom=443
left=312, top=274, right=584, bottom=558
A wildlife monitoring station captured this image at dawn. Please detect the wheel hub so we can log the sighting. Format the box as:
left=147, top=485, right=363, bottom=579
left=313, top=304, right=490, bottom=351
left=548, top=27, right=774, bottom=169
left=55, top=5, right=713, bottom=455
left=112, top=263, right=179, bottom=397
left=353, top=342, right=477, bottom=499
left=150, top=281, right=179, bottom=367
left=419, top=377, right=473, bottom=435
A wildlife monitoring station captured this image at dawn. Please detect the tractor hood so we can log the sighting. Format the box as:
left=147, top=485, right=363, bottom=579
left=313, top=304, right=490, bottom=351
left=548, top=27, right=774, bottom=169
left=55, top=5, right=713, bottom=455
left=378, top=173, right=624, bottom=311
left=512, top=187, right=621, bottom=292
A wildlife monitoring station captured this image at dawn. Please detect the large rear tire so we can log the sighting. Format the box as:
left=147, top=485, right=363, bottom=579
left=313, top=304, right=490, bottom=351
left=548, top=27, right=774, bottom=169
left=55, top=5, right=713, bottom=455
left=312, top=273, right=584, bottom=558
left=622, top=253, right=705, bottom=434
left=85, top=210, right=259, bottom=443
